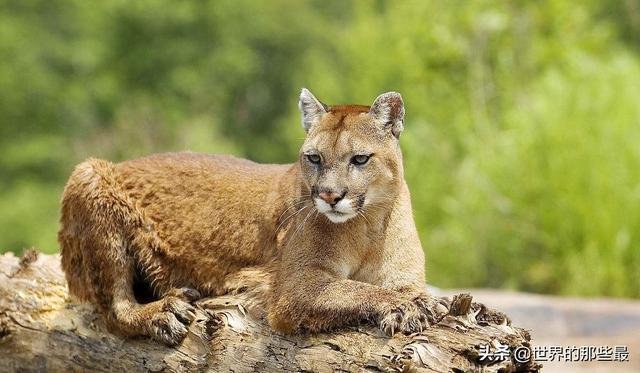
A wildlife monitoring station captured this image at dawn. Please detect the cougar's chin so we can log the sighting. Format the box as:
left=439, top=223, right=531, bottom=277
left=323, top=210, right=357, bottom=223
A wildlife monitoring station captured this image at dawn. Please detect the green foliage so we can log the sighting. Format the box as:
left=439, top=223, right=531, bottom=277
left=1, top=0, right=639, bottom=297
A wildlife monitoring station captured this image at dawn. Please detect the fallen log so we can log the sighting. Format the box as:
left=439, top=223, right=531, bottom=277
left=0, top=251, right=540, bottom=372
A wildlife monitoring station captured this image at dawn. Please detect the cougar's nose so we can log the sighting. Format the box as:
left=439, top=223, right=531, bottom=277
left=318, top=191, right=344, bottom=206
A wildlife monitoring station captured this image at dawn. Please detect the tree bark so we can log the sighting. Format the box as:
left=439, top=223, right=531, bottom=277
left=0, top=251, right=540, bottom=372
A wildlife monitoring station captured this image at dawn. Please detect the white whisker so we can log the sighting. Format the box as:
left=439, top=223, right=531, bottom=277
left=277, top=198, right=310, bottom=222
left=357, top=210, right=373, bottom=226
left=287, top=207, right=315, bottom=245
left=275, top=204, right=309, bottom=236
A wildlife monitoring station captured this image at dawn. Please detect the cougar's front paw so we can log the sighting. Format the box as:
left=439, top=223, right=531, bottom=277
left=412, top=294, right=449, bottom=325
left=471, top=302, right=511, bottom=326
left=148, top=297, right=196, bottom=346
left=378, top=301, right=430, bottom=336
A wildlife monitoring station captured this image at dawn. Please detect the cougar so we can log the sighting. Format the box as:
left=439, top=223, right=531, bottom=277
left=58, top=89, right=449, bottom=345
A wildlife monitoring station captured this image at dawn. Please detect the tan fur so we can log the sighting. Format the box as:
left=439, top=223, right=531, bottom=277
left=59, top=89, right=448, bottom=345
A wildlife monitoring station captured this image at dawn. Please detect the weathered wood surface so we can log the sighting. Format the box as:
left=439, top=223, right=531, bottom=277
left=0, top=252, right=540, bottom=372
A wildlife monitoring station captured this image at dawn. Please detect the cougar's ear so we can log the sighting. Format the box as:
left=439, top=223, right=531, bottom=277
left=298, top=88, right=327, bottom=132
left=370, top=92, right=404, bottom=138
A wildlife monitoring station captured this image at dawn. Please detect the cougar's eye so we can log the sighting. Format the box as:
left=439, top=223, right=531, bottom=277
left=306, top=154, right=321, bottom=164
left=351, top=154, right=370, bottom=165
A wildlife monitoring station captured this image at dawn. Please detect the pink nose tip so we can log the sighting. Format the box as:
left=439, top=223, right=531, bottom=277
left=318, top=192, right=342, bottom=206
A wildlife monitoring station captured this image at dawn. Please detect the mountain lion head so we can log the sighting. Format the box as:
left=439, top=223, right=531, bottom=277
left=297, top=88, right=405, bottom=224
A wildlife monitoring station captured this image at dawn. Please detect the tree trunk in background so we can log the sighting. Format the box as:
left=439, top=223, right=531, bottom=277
left=0, top=252, right=540, bottom=372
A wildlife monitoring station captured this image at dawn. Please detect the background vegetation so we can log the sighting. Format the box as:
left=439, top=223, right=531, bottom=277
left=1, top=0, right=639, bottom=298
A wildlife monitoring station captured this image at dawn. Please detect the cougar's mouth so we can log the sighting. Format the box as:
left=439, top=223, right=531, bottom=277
left=313, top=197, right=358, bottom=223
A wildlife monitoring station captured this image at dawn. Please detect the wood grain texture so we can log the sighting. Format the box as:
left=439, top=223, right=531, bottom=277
left=0, top=252, right=540, bottom=372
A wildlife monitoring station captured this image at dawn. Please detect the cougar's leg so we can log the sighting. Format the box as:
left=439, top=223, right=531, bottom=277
left=59, top=159, right=198, bottom=346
